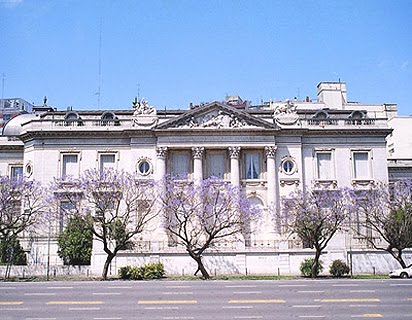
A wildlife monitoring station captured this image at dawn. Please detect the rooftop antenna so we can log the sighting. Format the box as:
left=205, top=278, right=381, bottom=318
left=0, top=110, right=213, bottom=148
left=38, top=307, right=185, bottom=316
left=96, top=18, right=103, bottom=108
left=137, top=83, right=140, bottom=101
left=1, top=73, right=4, bottom=109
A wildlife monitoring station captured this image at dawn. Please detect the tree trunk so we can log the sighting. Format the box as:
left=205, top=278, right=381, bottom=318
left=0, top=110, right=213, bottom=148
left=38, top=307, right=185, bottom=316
left=312, top=249, right=322, bottom=278
left=187, top=250, right=210, bottom=279
left=389, top=249, right=407, bottom=268
left=102, top=253, right=115, bottom=280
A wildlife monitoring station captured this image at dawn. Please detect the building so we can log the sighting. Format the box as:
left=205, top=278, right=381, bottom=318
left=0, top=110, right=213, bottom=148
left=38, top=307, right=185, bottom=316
left=0, top=98, right=33, bottom=128
left=1, top=81, right=410, bottom=276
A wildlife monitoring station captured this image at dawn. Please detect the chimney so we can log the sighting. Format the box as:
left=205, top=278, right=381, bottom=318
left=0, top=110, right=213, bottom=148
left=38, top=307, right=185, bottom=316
left=317, top=82, right=347, bottom=109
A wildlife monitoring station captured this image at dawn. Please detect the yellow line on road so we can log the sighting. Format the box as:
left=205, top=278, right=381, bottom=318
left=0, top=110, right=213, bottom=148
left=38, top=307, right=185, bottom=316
left=408, top=298, right=412, bottom=301
left=138, top=300, right=197, bottom=305
left=361, top=315, right=383, bottom=318
left=0, top=301, right=24, bottom=305
left=229, top=299, right=286, bottom=304
left=47, top=301, right=103, bottom=305
left=320, top=298, right=380, bottom=303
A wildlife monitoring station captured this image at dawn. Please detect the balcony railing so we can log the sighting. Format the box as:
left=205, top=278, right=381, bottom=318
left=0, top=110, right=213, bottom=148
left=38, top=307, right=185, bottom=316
left=304, top=118, right=386, bottom=128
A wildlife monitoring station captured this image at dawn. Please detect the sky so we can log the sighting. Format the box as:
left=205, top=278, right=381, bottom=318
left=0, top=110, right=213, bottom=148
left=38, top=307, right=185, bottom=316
left=1, top=0, right=411, bottom=115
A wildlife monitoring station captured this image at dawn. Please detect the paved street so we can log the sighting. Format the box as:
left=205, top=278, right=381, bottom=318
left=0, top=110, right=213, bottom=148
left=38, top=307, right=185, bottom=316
left=0, top=278, right=411, bottom=320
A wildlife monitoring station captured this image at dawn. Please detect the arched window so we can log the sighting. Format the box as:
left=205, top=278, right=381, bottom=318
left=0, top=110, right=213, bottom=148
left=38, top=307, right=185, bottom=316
left=64, top=112, right=79, bottom=121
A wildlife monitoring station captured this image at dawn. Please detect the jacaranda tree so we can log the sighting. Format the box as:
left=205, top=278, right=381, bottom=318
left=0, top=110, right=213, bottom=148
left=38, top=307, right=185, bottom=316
left=158, top=176, right=260, bottom=279
left=53, top=169, right=158, bottom=280
left=281, top=188, right=352, bottom=278
left=0, top=175, right=45, bottom=265
left=354, top=180, right=412, bottom=268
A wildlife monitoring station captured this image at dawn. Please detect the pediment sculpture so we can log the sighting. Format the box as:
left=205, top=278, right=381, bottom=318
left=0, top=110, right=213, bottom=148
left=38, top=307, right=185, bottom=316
left=177, top=110, right=253, bottom=129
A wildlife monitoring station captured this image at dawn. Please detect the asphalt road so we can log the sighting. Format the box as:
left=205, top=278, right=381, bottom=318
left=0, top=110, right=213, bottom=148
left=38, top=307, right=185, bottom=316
left=0, top=278, right=411, bottom=320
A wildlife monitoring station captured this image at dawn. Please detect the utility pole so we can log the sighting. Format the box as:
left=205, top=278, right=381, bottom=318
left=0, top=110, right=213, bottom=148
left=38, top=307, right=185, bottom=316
left=96, top=19, right=102, bottom=108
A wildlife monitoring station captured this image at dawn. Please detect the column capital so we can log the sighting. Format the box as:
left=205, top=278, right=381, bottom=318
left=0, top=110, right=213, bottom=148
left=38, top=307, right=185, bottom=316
left=156, top=146, right=168, bottom=159
left=192, top=146, right=205, bottom=159
left=228, top=146, right=241, bottom=159
left=265, top=145, right=277, bottom=158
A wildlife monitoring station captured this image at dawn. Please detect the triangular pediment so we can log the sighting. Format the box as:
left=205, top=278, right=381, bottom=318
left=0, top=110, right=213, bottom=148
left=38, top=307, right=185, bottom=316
left=156, top=102, right=278, bottom=130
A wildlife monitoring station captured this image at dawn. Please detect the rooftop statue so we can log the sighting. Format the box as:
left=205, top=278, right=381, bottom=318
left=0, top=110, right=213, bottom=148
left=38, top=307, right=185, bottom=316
left=132, top=97, right=156, bottom=115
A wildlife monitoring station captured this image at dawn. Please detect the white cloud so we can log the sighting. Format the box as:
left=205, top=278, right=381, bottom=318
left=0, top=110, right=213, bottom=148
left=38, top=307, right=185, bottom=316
left=0, top=0, right=23, bottom=9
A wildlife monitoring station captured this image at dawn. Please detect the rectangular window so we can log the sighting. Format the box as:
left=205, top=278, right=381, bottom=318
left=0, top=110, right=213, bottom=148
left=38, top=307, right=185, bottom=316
left=206, top=152, right=225, bottom=179
left=353, top=152, right=369, bottom=179
left=316, top=152, right=333, bottom=180
left=59, top=201, right=76, bottom=233
left=62, top=154, right=79, bottom=179
left=245, top=152, right=261, bottom=179
left=10, top=166, right=23, bottom=179
left=170, top=152, right=190, bottom=179
left=100, top=154, right=116, bottom=171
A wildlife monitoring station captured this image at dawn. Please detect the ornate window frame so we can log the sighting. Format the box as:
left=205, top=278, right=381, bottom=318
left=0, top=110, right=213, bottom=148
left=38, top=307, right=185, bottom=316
left=136, top=157, right=153, bottom=176
left=280, top=155, right=297, bottom=175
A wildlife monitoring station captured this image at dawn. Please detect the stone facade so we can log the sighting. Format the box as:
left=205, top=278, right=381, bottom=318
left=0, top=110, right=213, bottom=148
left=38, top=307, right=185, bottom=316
left=1, top=81, right=411, bottom=276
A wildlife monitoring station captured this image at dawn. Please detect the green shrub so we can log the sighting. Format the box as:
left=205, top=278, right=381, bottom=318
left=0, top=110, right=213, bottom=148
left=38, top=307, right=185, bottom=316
left=118, top=262, right=165, bottom=280
left=118, top=266, right=133, bottom=279
left=300, top=258, right=323, bottom=277
left=329, top=259, right=350, bottom=277
left=57, top=215, right=92, bottom=265
left=0, top=236, right=27, bottom=265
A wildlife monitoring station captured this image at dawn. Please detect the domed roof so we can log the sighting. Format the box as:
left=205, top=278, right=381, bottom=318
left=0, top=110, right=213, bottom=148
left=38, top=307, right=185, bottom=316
left=2, top=113, right=36, bottom=136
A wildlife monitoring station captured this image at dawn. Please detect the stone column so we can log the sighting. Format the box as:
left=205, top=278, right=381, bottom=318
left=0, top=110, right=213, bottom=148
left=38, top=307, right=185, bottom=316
left=229, top=146, right=241, bottom=187
left=155, top=147, right=168, bottom=181
left=192, top=147, right=204, bottom=184
left=265, top=146, right=278, bottom=207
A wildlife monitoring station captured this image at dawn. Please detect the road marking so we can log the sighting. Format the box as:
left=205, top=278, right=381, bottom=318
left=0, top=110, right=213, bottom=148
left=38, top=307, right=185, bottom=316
left=145, top=307, right=179, bottom=310
left=390, top=283, right=412, bottom=286
left=47, top=301, right=103, bottom=305
left=107, top=286, right=133, bottom=289
left=0, top=301, right=24, bottom=305
left=0, top=287, right=16, bottom=289
left=24, top=293, right=56, bottom=296
left=407, top=298, right=412, bottom=301
left=298, top=317, right=325, bottom=319
left=233, top=291, right=262, bottom=294
left=1, top=307, right=28, bottom=311
left=234, top=317, right=263, bottom=319
left=349, top=305, right=378, bottom=308
left=69, top=307, right=101, bottom=311
left=222, top=306, right=254, bottom=309
left=93, top=318, right=122, bottom=320
left=292, top=305, right=321, bottom=308
left=350, top=290, right=376, bottom=293
left=332, top=284, right=359, bottom=287
left=25, top=318, right=56, bottom=320
left=229, top=299, right=286, bottom=304
left=279, top=284, right=307, bottom=287
left=92, top=292, right=121, bottom=295
left=162, top=292, right=194, bottom=295
left=298, top=291, right=324, bottom=293
left=166, top=286, right=191, bottom=288
left=351, top=314, right=383, bottom=318
left=138, top=300, right=197, bottom=305
left=226, top=285, right=257, bottom=288
left=319, top=298, right=380, bottom=303
left=163, top=317, right=194, bottom=320
left=47, top=286, right=74, bottom=289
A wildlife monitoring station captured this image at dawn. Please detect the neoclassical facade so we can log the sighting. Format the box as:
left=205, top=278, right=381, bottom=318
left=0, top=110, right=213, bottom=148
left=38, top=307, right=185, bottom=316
left=1, top=82, right=410, bottom=275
